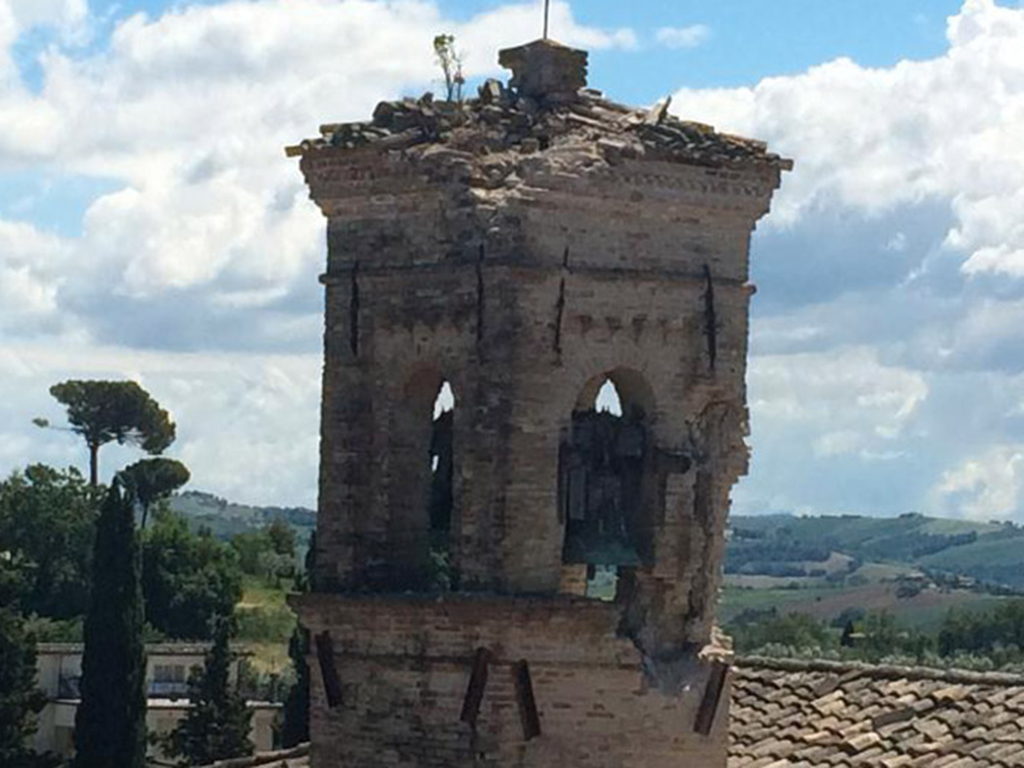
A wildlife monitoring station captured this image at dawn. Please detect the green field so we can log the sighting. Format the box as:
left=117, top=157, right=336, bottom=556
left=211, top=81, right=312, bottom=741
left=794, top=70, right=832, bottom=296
left=729, top=512, right=1024, bottom=587
left=920, top=536, right=1024, bottom=569
left=721, top=583, right=1010, bottom=632
left=234, top=576, right=297, bottom=676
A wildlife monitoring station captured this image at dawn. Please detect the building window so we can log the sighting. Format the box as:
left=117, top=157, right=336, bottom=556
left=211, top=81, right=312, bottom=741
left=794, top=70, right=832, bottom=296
left=58, top=674, right=81, bottom=699
left=150, top=663, right=189, bottom=697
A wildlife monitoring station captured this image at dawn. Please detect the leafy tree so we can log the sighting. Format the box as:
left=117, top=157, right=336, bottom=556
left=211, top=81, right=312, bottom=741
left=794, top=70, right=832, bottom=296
left=730, top=611, right=833, bottom=655
left=266, top=518, right=296, bottom=560
left=165, top=618, right=253, bottom=765
left=939, top=600, right=1024, bottom=657
left=0, top=560, right=58, bottom=768
left=433, top=34, right=464, bottom=102
left=0, top=608, right=58, bottom=768
left=231, top=523, right=295, bottom=585
left=45, top=380, right=176, bottom=486
left=257, top=551, right=294, bottom=587
left=142, top=507, right=243, bottom=640
left=0, top=464, right=240, bottom=640
left=0, top=465, right=98, bottom=619
left=830, top=607, right=866, bottom=629
left=119, top=457, right=191, bottom=529
left=231, top=529, right=273, bottom=575
left=840, top=620, right=856, bottom=648
left=859, top=610, right=931, bottom=663
left=73, top=483, right=147, bottom=768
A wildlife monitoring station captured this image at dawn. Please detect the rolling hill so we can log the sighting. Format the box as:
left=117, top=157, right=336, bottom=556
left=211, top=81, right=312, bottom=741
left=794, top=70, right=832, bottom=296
left=169, top=490, right=316, bottom=545
left=728, top=512, right=1024, bottom=587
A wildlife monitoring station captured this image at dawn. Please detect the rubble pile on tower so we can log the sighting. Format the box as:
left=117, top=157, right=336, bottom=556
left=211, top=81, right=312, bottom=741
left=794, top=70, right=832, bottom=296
left=289, top=81, right=790, bottom=174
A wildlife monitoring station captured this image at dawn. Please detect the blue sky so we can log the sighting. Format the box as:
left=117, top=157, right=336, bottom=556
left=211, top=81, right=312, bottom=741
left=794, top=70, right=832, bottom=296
left=4, top=0, right=1024, bottom=521
left=0, top=1, right=984, bottom=246
left=12, top=1, right=975, bottom=95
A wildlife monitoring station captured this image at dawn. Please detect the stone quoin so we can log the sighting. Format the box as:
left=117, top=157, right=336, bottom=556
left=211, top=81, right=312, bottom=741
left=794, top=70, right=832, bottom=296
left=287, top=38, right=790, bottom=768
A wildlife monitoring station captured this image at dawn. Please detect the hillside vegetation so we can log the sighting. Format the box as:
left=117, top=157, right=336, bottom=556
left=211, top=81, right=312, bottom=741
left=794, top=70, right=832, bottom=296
left=170, top=491, right=315, bottom=547
left=729, top=512, right=1023, bottom=586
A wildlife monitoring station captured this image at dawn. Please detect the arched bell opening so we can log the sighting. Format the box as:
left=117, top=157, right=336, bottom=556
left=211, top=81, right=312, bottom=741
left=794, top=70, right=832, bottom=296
left=388, top=369, right=459, bottom=591
left=559, top=369, right=656, bottom=600
left=428, top=380, right=456, bottom=589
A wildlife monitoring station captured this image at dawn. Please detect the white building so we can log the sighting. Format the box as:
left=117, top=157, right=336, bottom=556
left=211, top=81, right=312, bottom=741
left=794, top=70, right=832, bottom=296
left=34, top=643, right=280, bottom=761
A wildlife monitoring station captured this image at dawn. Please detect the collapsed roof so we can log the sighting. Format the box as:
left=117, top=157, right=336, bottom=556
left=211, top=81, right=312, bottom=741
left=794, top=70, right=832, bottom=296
left=287, top=39, right=792, bottom=175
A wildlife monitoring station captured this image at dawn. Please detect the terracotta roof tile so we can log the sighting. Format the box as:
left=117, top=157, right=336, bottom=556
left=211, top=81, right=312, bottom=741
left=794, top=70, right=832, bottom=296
left=732, top=658, right=1024, bottom=768
left=206, top=656, right=1024, bottom=768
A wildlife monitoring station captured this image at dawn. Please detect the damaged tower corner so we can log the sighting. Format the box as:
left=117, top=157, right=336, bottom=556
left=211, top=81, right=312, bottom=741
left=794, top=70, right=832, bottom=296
left=287, top=36, right=790, bottom=768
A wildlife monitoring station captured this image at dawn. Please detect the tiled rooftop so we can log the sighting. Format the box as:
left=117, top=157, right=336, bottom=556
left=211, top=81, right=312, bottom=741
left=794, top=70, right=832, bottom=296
left=171, top=744, right=309, bottom=768
left=188, top=658, right=1024, bottom=767
left=37, top=642, right=252, bottom=656
left=732, top=657, right=1024, bottom=768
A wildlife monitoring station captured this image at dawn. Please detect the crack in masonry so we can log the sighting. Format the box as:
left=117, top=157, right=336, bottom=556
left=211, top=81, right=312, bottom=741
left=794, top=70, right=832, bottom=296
left=349, top=261, right=361, bottom=357
left=476, top=245, right=485, bottom=350
left=702, top=263, right=717, bottom=372
left=553, top=246, right=570, bottom=355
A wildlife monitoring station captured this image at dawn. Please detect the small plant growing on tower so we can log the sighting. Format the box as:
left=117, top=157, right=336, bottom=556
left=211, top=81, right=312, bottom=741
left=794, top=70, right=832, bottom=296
left=433, top=34, right=465, bottom=102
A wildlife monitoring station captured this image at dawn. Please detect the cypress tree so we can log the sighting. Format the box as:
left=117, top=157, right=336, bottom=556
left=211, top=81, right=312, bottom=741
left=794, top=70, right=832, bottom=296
left=281, top=531, right=314, bottom=747
left=167, top=617, right=252, bottom=765
left=73, top=482, right=147, bottom=768
left=280, top=625, right=310, bottom=748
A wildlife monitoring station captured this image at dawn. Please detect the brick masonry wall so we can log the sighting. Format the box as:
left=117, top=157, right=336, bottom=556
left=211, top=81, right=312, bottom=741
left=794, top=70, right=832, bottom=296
left=315, top=255, right=755, bottom=647
left=293, top=594, right=731, bottom=768
left=295, top=51, right=786, bottom=766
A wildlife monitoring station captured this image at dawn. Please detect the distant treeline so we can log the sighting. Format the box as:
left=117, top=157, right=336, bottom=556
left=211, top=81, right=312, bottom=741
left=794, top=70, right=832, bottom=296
left=171, top=490, right=315, bottom=544
left=1, top=466, right=303, bottom=643
left=729, top=599, right=1024, bottom=672
left=725, top=536, right=833, bottom=576
left=728, top=513, right=1024, bottom=588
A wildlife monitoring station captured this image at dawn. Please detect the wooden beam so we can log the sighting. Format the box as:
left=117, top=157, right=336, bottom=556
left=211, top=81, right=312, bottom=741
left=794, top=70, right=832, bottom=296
left=315, top=631, right=343, bottom=709
left=694, top=661, right=729, bottom=736
left=460, top=647, right=493, bottom=726
left=513, top=660, right=541, bottom=740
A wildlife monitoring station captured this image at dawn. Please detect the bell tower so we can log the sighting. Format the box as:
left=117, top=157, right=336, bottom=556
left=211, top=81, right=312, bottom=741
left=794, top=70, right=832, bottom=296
left=289, top=39, right=789, bottom=768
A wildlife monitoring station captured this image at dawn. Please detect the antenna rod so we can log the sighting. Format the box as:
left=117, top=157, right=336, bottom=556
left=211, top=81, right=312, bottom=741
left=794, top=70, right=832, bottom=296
left=543, top=0, right=550, bottom=39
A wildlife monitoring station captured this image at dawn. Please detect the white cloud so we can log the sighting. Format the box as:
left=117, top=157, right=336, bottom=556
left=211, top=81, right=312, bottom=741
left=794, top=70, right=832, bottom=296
left=0, top=341, right=320, bottom=507
left=664, top=0, right=1024, bottom=519
left=0, top=217, right=73, bottom=333
left=932, top=445, right=1024, bottom=520
left=671, top=0, right=1024, bottom=283
left=7, top=0, right=87, bottom=34
left=0, top=0, right=636, bottom=318
left=655, top=24, right=709, bottom=50
left=7, top=0, right=1024, bottom=521
left=0, top=0, right=637, bottom=504
left=750, top=347, right=928, bottom=459
left=0, top=0, right=89, bottom=86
